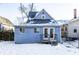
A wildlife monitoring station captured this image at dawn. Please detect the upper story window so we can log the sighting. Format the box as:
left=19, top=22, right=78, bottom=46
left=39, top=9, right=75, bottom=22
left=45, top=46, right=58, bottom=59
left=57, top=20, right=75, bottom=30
left=42, top=12, right=44, bottom=14
left=74, top=29, right=77, bottom=33
left=41, top=14, right=45, bottom=19
left=41, top=11, right=45, bottom=19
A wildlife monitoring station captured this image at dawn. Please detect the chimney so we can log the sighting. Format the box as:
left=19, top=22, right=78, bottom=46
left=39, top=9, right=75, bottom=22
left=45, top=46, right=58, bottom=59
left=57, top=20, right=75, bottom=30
left=74, top=9, right=77, bottom=19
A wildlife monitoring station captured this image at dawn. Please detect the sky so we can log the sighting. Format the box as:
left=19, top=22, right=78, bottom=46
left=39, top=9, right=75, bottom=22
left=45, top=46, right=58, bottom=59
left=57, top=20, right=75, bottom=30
left=0, top=3, right=79, bottom=25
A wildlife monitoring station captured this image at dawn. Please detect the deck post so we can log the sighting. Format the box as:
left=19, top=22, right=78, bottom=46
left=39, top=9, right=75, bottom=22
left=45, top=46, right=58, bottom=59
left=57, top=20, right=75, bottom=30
left=77, top=34, right=79, bottom=48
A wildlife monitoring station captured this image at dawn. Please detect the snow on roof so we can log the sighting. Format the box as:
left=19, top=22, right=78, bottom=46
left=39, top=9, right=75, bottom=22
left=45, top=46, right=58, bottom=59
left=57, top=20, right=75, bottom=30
left=57, top=20, right=69, bottom=25
left=15, top=23, right=61, bottom=27
left=68, top=18, right=79, bottom=24
left=62, top=18, right=79, bottom=25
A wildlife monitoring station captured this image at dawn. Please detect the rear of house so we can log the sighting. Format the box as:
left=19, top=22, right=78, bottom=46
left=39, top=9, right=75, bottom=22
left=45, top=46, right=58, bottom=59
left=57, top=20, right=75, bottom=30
left=15, top=24, right=62, bottom=43
left=14, top=9, right=62, bottom=44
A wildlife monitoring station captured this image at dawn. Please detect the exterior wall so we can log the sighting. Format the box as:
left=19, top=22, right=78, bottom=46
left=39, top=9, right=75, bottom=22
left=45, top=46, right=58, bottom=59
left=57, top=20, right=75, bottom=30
left=14, top=27, right=43, bottom=43
left=68, top=20, right=79, bottom=38
left=55, top=26, right=62, bottom=43
left=14, top=26, right=61, bottom=44
left=34, top=9, right=53, bottom=20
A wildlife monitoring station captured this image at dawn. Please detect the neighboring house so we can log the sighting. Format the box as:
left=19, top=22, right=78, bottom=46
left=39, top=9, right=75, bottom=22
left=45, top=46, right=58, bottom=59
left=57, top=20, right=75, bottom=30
left=67, top=9, right=79, bottom=39
left=14, top=9, right=62, bottom=44
left=0, top=16, right=14, bottom=31
left=67, top=19, right=79, bottom=39
left=0, top=16, right=14, bottom=41
left=61, top=9, right=79, bottom=41
left=57, top=20, right=69, bottom=38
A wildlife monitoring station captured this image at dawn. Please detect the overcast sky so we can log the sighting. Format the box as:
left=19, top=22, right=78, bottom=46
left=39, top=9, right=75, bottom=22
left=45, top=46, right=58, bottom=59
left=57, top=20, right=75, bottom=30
left=0, top=3, right=79, bottom=25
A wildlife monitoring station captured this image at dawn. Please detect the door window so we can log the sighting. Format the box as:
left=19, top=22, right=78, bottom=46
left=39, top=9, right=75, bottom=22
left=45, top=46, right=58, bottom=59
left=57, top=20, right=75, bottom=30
left=50, top=29, right=53, bottom=38
left=44, top=28, right=48, bottom=38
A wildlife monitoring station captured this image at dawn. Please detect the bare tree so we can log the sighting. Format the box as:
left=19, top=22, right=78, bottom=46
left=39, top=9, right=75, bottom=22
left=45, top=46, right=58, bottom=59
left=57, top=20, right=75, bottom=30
left=18, top=3, right=36, bottom=24
left=19, top=3, right=36, bottom=18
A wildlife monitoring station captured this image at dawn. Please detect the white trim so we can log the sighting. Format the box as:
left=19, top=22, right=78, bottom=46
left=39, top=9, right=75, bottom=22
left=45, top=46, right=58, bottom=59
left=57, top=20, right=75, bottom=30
left=43, top=27, right=55, bottom=41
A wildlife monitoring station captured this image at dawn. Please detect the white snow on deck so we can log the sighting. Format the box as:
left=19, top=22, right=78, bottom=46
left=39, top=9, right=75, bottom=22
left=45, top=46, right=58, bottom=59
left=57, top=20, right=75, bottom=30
left=0, top=41, right=79, bottom=55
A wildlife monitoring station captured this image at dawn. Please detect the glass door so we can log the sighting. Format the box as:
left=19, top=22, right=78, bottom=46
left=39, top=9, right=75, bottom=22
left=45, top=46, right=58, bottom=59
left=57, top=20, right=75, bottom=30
left=50, top=28, right=54, bottom=41
left=43, top=27, right=54, bottom=41
left=43, top=27, right=49, bottom=40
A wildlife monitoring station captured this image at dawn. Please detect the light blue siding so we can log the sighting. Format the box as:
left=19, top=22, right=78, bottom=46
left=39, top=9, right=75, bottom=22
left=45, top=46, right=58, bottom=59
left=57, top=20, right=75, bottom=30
left=14, top=27, right=43, bottom=43
left=14, top=26, right=62, bottom=44
left=55, top=27, right=62, bottom=43
left=34, top=9, right=54, bottom=20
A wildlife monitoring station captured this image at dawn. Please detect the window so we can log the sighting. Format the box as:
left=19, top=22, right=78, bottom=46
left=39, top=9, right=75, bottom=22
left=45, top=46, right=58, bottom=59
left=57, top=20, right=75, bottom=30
left=20, top=26, right=25, bottom=33
left=74, top=29, right=77, bottom=33
left=50, top=29, right=53, bottom=38
left=41, top=14, right=45, bottom=19
left=44, top=28, right=48, bottom=38
left=34, top=28, right=39, bottom=33
left=42, top=12, right=44, bottom=14
left=65, top=27, right=67, bottom=31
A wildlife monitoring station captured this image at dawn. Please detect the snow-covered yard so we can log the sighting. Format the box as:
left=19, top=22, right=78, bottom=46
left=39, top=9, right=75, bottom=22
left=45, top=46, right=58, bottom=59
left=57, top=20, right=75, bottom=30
left=0, top=41, right=79, bottom=55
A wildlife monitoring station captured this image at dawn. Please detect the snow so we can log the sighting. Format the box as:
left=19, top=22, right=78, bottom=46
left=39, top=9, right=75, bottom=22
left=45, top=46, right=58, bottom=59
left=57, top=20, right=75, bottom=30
left=15, top=23, right=61, bottom=27
left=57, top=20, right=69, bottom=25
left=63, top=40, right=79, bottom=48
left=0, top=41, right=79, bottom=55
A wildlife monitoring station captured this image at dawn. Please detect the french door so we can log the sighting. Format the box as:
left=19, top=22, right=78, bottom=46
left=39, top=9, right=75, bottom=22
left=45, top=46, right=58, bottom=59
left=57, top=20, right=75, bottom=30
left=43, top=27, right=54, bottom=41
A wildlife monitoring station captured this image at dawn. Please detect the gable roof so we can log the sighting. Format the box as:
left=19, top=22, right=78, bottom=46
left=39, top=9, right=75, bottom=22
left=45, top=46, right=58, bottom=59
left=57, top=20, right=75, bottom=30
left=29, top=11, right=38, bottom=18
left=34, top=9, right=54, bottom=20
left=27, top=9, right=57, bottom=24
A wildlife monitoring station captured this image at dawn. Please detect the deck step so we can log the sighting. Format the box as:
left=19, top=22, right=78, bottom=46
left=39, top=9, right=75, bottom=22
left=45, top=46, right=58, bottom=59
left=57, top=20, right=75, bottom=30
left=41, top=40, right=50, bottom=43
left=41, top=39, right=57, bottom=43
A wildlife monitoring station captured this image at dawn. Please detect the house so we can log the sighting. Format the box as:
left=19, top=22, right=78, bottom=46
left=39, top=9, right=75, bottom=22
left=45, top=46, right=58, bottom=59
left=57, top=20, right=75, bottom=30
left=0, top=16, right=14, bottom=31
left=66, top=18, right=79, bottom=40
left=61, top=9, right=79, bottom=41
left=0, top=16, right=14, bottom=41
left=14, top=9, right=62, bottom=44
left=57, top=20, right=69, bottom=38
